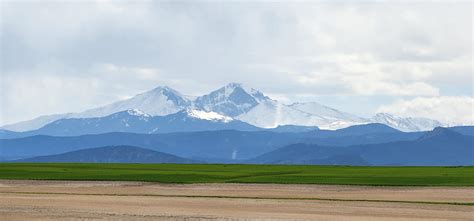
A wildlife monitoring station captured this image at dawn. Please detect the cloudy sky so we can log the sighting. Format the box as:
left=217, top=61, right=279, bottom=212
left=1, top=0, right=472, bottom=126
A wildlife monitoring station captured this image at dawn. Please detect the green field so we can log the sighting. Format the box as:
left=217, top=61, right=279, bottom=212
left=0, top=163, right=473, bottom=186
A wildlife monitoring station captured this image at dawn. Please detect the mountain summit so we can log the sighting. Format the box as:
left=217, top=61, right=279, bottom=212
left=194, top=82, right=271, bottom=117
left=77, top=86, right=191, bottom=118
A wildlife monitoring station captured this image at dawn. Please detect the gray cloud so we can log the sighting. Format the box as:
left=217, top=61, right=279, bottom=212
left=1, top=1, right=472, bottom=124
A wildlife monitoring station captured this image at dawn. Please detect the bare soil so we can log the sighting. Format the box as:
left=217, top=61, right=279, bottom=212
left=0, top=180, right=472, bottom=220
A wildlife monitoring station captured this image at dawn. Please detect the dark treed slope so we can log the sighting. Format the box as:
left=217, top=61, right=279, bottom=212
left=249, top=127, right=474, bottom=166
left=14, top=146, right=198, bottom=164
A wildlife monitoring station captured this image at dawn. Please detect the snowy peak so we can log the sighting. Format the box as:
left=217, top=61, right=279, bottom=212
left=225, top=82, right=269, bottom=102
left=76, top=85, right=191, bottom=118
left=194, top=82, right=271, bottom=117
left=136, top=86, right=191, bottom=108
left=371, top=113, right=443, bottom=132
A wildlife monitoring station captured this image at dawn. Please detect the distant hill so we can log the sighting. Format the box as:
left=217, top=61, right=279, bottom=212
left=304, top=155, right=370, bottom=166
left=249, top=127, right=474, bottom=166
left=0, top=131, right=303, bottom=161
left=248, top=143, right=371, bottom=165
left=360, top=127, right=474, bottom=166
left=449, top=126, right=474, bottom=136
left=13, top=146, right=198, bottom=164
left=0, top=125, right=423, bottom=162
left=2, top=127, right=471, bottom=165
left=0, top=129, right=18, bottom=139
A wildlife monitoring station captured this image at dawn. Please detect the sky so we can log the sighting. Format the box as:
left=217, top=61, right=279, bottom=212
left=1, top=0, right=473, bottom=126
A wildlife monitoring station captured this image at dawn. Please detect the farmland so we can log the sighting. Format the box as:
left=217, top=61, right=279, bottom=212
left=1, top=163, right=473, bottom=186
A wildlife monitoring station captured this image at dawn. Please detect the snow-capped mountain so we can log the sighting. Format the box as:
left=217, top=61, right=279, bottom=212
left=193, top=83, right=367, bottom=130
left=235, top=100, right=367, bottom=130
left=371, top=113, right=444, bottom=132
left=1, top=82, right=447, bottom=132
left=33, top=109, right=154, bottom=135
left=290, top=102, right=368, bottom=129
left=10, top=108, right=258, bottom=136
left=194, top=83, right=271, bottom=117
left=236, top=100, right=318, bottom=128
left=1, top=86, right=191, bottom=132
left=76, top=86, right=191, bottom=118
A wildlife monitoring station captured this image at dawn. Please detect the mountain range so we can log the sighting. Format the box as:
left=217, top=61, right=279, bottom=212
left=1, top=83, right=444, bottom=133
left=0, top=123, right=420, bottom=161
left=249, top=127, right=474, bottom=166
left=0, top=109, right=260, bottom=138
left=5, top=127, right=473, bottom=166
left=1, top=82, right=471, bottom=166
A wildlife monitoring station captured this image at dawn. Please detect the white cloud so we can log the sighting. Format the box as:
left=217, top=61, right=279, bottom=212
left=254, top=53, right=442, bottom=96
left=1, top=1, right=472, bottom=125
left=377, top=96, right=474, bottom=125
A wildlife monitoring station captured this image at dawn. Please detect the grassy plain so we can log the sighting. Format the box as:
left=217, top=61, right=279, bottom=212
left=1, top=163, right=473, bottom=186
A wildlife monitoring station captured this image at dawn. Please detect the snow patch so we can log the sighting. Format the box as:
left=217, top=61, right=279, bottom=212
left=186, top=109, right=233, bottom=122
left=127, top=109, right=151, bottom=118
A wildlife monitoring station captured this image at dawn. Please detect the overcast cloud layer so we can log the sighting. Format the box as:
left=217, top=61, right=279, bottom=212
left=1, top=1, right=472, bottom=125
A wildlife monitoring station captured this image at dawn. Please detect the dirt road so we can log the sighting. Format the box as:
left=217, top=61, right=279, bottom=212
left=0, top=180, right=472, bottom=220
